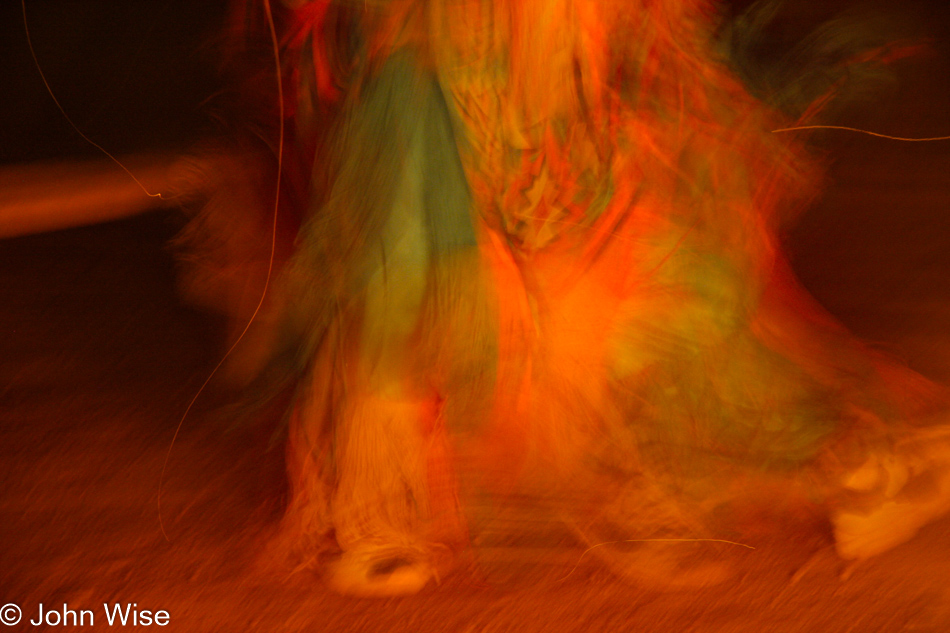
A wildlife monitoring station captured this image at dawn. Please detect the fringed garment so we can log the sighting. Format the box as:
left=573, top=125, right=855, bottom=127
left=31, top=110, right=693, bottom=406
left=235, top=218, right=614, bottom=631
left=174, top=0, right=950, bottom=591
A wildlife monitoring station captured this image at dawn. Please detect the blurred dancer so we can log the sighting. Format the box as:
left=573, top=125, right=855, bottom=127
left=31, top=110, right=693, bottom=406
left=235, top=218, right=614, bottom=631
left=192, top=0, right=947, bottom=595
left=9, top=0, right=949, bottom=596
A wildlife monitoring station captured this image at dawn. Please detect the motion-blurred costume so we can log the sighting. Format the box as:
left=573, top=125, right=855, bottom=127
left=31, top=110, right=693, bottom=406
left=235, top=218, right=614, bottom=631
left=174, top=0, right=950, bottom=595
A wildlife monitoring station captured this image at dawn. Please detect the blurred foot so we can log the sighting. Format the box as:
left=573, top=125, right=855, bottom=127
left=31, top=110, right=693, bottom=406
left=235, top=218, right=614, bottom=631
left=832, top=425, right=950, bottom=560
left=324, top=545, right=435, bottom=596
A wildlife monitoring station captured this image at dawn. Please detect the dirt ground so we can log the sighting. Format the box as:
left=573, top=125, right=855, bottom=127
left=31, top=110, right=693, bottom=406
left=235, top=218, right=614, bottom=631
left=3, top=1, right=950, bottom=631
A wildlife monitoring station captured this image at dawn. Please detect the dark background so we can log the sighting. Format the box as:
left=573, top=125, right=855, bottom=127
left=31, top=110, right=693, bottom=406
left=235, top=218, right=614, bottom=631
left=1, top=0, right=229, bottom=164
